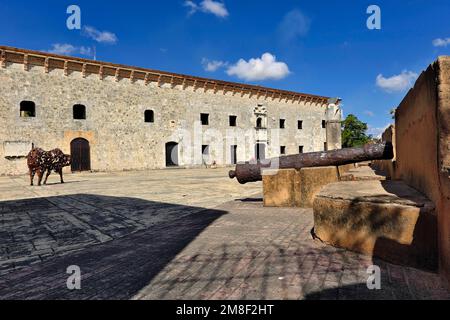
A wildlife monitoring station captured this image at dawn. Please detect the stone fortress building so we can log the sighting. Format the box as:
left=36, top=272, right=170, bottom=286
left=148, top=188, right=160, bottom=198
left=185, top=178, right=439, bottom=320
left=0, top=46, right=342, bottom=176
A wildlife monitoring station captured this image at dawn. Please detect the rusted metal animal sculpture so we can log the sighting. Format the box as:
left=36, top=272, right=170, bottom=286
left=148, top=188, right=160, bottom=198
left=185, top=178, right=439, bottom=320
left=27, top=148, right=71, bottom=186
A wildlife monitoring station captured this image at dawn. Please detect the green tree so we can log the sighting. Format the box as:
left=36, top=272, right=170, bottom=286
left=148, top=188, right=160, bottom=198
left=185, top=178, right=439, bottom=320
left=390, top=108, right=396, bottom=120
left=341, top=114, right=371, bottom=148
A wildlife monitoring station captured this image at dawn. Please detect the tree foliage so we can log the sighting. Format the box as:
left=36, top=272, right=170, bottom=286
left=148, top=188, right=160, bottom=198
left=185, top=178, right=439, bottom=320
left=341, top=114, right=371, bottom=148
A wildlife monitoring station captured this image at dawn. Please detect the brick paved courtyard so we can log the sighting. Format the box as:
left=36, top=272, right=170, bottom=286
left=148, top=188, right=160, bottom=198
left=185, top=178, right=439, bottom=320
left=0, top=168, right=449, bottom=300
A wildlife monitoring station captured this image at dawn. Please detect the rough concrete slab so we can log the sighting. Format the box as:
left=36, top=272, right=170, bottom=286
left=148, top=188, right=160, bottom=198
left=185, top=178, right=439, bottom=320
left=314, top=180, right=438, bottom=271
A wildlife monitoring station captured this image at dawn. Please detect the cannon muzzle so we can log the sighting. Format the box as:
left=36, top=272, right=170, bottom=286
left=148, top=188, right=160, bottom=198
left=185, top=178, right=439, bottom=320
left=229, top=142, right=394, bottom=184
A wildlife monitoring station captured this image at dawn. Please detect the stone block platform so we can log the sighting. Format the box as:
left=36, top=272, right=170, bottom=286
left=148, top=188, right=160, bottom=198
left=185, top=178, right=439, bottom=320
left=313, top=180, right=438, bottom=271
left=263, top=166, right=343, bottom=208
left=262, top=164, right=386, bottom=208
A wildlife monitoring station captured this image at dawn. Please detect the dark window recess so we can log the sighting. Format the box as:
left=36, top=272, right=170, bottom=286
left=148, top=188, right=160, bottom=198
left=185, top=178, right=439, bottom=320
left=255, top=143, right=266, bottom=161
left=230, top=145, right=237, bottom=165
left=202, top=145, right=210, bottom=164
left=280, top=119, right=286, bottom=129
left=229, top=115, right=237, bottom=127
left=165, top=142, right=179, bottom=167
left=322, top=120, right=327, bottom=129
left=280, top=146, right=286, bottom=155
left=73, top=104, right=86, bottom=120
left=298, top=120, right=303, bottom=130
left=299, top=146, right=304, bottom=154
left=20, top=101, right=36, bottom=118
left=256, top=118, right=263, bottom=129
left=201, top=113, right=209, bottom=125
left=324, top=142, right=328, bottom=151
left=145, top=110, right=154, bottom=123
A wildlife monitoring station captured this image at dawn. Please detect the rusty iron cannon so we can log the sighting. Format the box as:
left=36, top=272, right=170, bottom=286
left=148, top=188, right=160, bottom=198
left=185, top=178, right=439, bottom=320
left=229, top=142, right=394, bottom=184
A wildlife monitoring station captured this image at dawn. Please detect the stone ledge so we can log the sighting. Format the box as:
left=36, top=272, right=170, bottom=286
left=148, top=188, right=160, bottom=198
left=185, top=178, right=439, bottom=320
left=313, top=180, right=438, bottom=271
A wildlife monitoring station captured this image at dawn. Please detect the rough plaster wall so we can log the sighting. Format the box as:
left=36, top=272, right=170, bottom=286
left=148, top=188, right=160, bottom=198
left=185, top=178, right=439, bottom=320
left=0, top=63, right=339, bottom=175
left=395, top=57, right=450, bottom=286
left=436, top=57, right=450, bottom=287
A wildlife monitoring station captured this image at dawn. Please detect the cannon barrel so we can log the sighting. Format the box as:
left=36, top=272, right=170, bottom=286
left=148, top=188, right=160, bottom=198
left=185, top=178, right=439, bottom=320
left=229, top=142, right=394, bottom=184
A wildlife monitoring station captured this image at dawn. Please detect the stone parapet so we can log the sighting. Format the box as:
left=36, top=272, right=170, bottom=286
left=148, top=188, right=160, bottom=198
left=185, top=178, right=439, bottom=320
left=313, top=180, right=438, bottom=271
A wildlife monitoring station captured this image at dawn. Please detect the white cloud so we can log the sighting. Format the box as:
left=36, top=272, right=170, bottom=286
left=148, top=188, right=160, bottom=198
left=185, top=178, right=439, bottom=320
left=226, top=53, right=290, bottom=81
left=376, top=70, right=418, bottom=93
left=79, top=46, right=93, bottom=56
left=202, top=58, right=227, bottom=72
left=48, top=43, right=77, bottom=55
left=184, top=1, right=198, bottom=15
left=364, top=110, right=374, bottom=117
left=367, top=123, right=392, bottom=139
left=278, top=9, right=310, bottom=42
left=48, top=44, right=93, bottom=57
left=184, top=0, right=229, bottom=18
left=83, top=26, right=118, bottom=44
left=432, top=38, right=450, bottom=47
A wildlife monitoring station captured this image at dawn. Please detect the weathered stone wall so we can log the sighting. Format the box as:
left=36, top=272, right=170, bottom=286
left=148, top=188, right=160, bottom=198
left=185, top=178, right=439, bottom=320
left=372, top=125, right=396, bottom=179
left=0, top=57, right=341, bottom=176
left=395, top=56, right=450, bottom=285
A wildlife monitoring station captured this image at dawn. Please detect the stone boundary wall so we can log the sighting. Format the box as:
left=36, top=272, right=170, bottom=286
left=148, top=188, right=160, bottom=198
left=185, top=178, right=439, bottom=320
left=395, top=56, right=450, bottom=286
left=372, top=125, right=396, bottom=179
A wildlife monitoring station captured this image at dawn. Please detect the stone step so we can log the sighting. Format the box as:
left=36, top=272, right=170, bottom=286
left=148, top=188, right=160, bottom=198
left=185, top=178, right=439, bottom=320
left=313, top=180, right=438, bottom=271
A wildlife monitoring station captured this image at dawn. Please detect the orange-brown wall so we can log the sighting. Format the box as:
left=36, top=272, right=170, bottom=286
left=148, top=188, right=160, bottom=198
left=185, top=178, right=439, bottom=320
left=395, top=57, right=450, bottom=286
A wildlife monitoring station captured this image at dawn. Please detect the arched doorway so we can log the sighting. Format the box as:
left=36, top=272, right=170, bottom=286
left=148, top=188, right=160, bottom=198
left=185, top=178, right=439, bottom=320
left=255, top=143, right=266, bottom=161
left=71, top=138, right=91, bottom=172
left=165, top=142, right=179, bottom=167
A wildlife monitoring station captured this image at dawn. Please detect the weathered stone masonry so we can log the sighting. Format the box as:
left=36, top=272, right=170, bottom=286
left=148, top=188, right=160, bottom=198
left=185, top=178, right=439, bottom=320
left=0, top=46, right=342, bottom=175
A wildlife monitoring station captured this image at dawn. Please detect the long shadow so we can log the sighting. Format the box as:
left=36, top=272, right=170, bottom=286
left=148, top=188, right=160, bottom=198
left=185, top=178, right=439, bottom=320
left=0, top=194, right=227, bottom=300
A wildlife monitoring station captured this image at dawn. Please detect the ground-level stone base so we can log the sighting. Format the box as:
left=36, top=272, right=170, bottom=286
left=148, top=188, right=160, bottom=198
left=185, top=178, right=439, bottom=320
left=263, top=166, right=342, bottom=208
left=313, top=180, right=438, bottom=271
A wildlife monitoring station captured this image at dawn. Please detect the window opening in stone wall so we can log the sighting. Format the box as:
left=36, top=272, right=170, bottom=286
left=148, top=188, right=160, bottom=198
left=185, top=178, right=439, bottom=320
left=20, top=101, right=36, bottom=118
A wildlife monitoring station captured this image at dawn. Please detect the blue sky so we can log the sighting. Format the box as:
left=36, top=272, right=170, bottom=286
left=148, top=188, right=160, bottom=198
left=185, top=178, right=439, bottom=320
left=1, top=0, right=450, bottom=136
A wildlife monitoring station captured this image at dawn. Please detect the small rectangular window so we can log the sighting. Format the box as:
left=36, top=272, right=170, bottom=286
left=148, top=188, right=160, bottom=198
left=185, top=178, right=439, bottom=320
left=145, top=110, right=154, bottom=123
left=322, top=120, right=326, bottom=129
left=20, top=101, right=36, bottom=118
left=201, top=113, right=209, bottom=125
left=280, top=146, right=286, bottom=155
left=324, top=142, right=328, bottom=151
left=299, top=146, right=304, bottom=154
left=280, top=119, right=286, bottom=129
left=229, top=115, right=237, bottom=127
left=298, top=120, right=303, bottom=130
left=73, top=104, right=87, bottom=120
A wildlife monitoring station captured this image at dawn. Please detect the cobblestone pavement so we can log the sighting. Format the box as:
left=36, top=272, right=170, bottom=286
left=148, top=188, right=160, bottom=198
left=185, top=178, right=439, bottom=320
left=0, top=169, right=449, bottom=300
left=0, top=168, right=261, bottom=274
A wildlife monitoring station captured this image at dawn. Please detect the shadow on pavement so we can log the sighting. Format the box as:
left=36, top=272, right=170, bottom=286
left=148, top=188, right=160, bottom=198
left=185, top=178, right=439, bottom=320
left=0, top=194, right=227, bottom=300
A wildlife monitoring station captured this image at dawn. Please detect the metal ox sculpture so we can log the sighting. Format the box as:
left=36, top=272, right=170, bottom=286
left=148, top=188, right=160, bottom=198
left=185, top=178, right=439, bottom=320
left=229, top=142, right=394, bottom=184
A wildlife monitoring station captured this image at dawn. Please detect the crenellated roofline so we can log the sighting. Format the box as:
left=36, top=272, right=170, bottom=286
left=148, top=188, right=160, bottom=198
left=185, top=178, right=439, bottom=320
left=0, top=45, right=340, bottom=106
